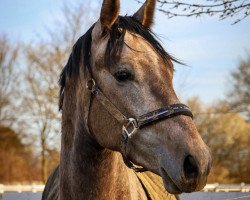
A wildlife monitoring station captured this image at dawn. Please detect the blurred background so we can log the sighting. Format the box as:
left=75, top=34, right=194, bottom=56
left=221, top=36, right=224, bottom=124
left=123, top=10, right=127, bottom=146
left=0, top=0, right=249, bottom=191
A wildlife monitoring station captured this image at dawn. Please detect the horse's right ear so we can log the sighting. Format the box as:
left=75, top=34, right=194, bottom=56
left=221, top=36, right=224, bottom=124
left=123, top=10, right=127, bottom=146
left=100, top=0, right=120, bottom=29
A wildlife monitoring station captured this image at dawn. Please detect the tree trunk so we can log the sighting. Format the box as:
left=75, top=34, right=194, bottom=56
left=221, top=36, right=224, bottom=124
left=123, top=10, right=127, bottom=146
left=41, top=123, right=48, bottom=183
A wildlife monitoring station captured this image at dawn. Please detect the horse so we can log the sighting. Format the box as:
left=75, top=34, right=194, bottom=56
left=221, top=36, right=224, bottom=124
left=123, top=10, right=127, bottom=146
left=42, top=0, right=212, bottom=199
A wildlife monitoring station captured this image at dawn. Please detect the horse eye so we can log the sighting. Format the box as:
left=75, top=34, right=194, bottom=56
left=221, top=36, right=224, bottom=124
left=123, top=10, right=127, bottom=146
left=114, top=70, right=133, bottom=82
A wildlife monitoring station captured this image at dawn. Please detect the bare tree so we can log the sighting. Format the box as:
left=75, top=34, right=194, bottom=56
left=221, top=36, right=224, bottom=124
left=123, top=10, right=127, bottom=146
left=23, top=2, right=97, bottom=182
left=0, top=35, right=19, bottom=126
left=227, top=56, right=250, bottom=120
left=136, top=0, right=250, bottom=24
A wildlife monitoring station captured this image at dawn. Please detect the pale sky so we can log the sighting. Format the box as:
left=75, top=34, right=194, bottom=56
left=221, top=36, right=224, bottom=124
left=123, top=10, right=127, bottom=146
left=1, top=0, right=250, bottom=104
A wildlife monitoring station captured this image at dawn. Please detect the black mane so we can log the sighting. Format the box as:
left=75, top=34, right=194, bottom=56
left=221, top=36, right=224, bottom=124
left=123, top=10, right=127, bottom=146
left=59, top=16, right=179, bottom=110
left=58, top=24, right=94, bottom=110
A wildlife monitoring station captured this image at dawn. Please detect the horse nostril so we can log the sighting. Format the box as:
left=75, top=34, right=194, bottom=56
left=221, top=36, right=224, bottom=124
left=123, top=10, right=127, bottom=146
left=184, top=155, right=199, bottom=180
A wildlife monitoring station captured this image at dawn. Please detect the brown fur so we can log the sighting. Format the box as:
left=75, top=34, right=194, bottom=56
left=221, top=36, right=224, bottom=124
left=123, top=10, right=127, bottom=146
left=58, top=44, right=148, bottom=200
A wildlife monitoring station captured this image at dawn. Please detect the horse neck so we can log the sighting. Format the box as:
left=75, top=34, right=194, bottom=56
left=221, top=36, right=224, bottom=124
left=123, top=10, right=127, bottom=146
left=59, top=116, right=147, bottom=200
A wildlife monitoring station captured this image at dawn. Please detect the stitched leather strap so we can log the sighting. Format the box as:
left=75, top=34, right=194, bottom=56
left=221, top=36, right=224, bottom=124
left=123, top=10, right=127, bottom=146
left=87, top=80, right=193, bottom=129
left=137, top=104, right=193, bottom=128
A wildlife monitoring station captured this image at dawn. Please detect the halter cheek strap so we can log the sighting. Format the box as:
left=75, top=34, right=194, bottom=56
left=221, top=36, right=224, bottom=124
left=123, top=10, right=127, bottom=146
left=86, top=78, right=193, bottom=172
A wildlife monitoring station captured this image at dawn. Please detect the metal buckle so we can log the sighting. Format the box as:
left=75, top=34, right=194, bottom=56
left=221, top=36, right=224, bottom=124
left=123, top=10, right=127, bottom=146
left=122, top=118, right=138, bottom=137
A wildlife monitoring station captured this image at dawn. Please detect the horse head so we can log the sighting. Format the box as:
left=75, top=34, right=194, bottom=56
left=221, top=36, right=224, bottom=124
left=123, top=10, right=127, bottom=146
left=60, top=0, right=212, bottom=195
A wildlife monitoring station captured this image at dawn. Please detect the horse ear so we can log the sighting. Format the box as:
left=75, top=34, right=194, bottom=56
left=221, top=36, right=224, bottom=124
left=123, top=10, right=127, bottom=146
left=100, top=0, right=120, bottom=29
left=133, top=0, right=156, bottom=28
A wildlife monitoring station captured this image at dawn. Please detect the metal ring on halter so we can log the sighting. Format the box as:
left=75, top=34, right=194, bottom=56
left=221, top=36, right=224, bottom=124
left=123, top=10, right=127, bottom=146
left=86, top=79, right=96, bottom=91
left=121, top=118, right=147, bottom=172
left=122, top=118, right=138, bottom=138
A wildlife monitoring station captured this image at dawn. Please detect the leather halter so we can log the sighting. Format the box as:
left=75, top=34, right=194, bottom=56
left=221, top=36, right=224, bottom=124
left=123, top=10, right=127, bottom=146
left=86, top=75, right=193, bottom=172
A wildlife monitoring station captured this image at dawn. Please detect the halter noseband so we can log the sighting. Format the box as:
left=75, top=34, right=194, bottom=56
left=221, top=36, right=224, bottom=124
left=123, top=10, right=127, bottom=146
left=86, top=76, right=193, bottom=172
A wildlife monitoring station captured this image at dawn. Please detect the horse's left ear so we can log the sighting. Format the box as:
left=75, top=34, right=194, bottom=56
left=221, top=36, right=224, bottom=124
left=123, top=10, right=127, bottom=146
left=133, top=0, right=156, bottom=28
left=100, top=0, right=120, bottom=29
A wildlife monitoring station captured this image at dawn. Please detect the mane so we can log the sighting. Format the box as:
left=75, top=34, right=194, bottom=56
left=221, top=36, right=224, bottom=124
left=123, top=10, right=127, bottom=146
left=58, top=24, right=94, bottom=110
left=59, top=16, right=179, bottom=110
